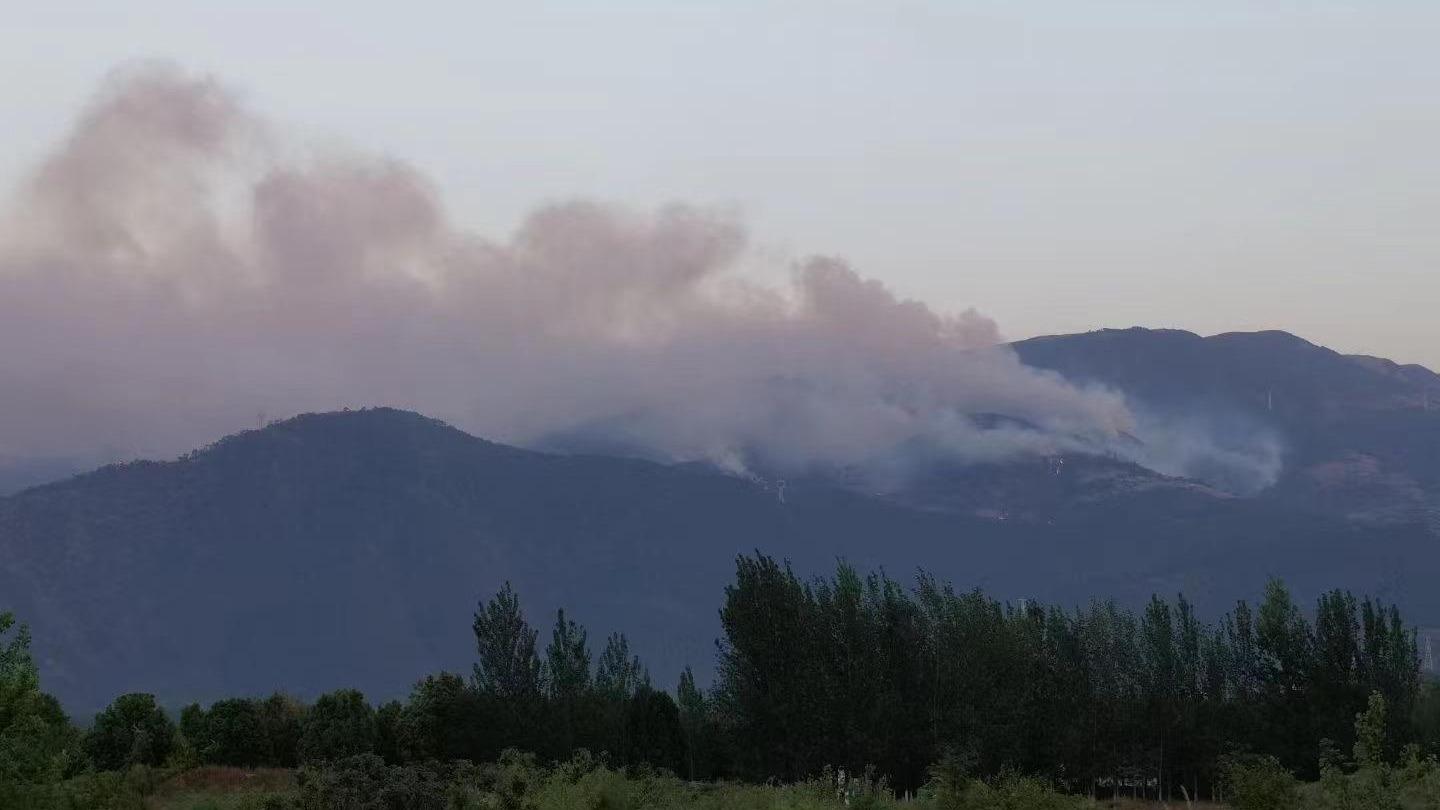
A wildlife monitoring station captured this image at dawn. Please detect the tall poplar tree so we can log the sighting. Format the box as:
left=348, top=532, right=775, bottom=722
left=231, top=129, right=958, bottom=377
left=472, top=582, right=542, bottom=699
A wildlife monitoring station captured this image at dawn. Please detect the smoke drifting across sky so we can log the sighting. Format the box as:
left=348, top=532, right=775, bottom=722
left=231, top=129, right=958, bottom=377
left=0, top=65, right=1277, bottom=488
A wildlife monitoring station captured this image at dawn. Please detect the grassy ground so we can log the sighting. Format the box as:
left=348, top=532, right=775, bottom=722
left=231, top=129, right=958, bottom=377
left=145, top=767, right=295, bottom=809
left=137, top=766, right=1227, bottom=810
left=1040, top=797, right=1228, bottom=809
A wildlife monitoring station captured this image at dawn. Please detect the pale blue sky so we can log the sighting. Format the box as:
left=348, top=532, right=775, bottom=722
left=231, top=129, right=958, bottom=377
left=4, top=1, right=1438, bottom=366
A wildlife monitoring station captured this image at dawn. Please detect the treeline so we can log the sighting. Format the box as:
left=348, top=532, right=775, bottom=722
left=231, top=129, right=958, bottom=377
left=167, top=588, right=689, bottom=773
left=3, top=556, right=1439, bottom=803
left=0, top=587, right=690, bottom=787
left=711, top=556, right=1426, bottom=797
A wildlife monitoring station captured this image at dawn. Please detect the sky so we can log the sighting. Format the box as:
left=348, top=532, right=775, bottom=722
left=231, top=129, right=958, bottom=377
left=2, top=0, right=1438, bottom=369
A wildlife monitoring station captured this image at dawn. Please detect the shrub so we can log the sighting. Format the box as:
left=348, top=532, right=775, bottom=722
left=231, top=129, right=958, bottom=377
left=491, top=748, right=544, bottom=810
left=1222, top=754, right=1301, bottom=810
left=295, top=753, right=446, bottom=810
left=921, top=773, right=1085, bottom=810
left=3, top=766, right=163, bottom=810
left=919, top=752, right=1082, bottom=810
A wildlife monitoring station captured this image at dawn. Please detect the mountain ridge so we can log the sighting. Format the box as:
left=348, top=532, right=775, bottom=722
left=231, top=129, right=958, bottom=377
left=4, top=328, right=1440, bottom=711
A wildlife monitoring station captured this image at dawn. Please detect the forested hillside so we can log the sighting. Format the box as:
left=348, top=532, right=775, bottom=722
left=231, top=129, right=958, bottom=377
left=1014, top=328, right=1440, bottom=527
left=2, top=403, right=1438, bottom=711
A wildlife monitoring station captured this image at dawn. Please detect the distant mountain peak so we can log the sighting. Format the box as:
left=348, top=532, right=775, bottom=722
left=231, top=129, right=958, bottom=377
left=178, top=406, right=496, bottom=461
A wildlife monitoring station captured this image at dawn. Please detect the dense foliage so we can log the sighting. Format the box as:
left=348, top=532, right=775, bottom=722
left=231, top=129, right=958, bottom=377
left=711, top=556, right=1423, bottom=797
left=85, top=692, right=176, bottom=771
left=4, top=556, right=1440, bottom=807
left=1, top=610, right=83, bottom=803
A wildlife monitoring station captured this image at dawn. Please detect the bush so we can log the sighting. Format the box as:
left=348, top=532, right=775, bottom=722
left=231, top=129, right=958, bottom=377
left=1311, top=747, right=1440, bottom=809
left=491, top=748, right=544, bottom=810
left=919, top=751, right=1082, bottom=810
left=921, top=772, right=1085, bottom=810
left=3, top=765, right=165, bottom=810
left=296, top=754, right=446, bottom=810
left=1222, top=754, right=1301, bottom=810
left=535, top=763, right=647, bottom=810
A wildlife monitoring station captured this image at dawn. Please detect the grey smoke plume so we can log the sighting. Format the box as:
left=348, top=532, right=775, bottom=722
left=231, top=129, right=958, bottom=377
left=0, top=65, right=1277, bottom=488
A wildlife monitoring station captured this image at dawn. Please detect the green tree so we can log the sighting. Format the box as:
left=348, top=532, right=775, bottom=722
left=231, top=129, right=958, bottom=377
left=1359, top=598, right=1420, bottom=752
left=258, top=692, right=306, bottom=767
left=543, top=609, right=594, bottom=759
left=85, top=693, right=175, bottom=771
left=593, top=632, right=648, bottom=761
left=1354, top=691, right=1388, bottom=768
left=1221, top=755, right=1301, bottom=810
left=375, top=701, right=404, bottom=764
left=473, top=583, right=542, bottom=699
left=595, top=633, right=647, bottom=699
left=298, top=689, right=378, bottom=764
left=1140, top=595, right=1179, bottom=798
left=626, top=686, right=685, bottom=773
left=676, top=666, right=709, bottom=779
left=1256, top=579, right=1315, bottom=770
left=178, top=703, right=207, bottom=753
left=1, top=611, right=79, bottom=786
left=1415, top=681, right=1440, bottom=756
left=715, top=554, right=823, bottom=781
left=1311, top=590, right=1363, bottom=755
left=397, top=672, right=487, bottom=762
left=545, top=609, right=591, bottom=701
left=202, top=698, right=265, bottom=766
left=0, top=612, right=40, bottom=734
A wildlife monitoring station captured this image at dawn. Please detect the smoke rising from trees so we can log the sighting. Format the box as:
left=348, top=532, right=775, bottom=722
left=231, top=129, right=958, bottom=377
left=0, top=64, right=1279, bottom=489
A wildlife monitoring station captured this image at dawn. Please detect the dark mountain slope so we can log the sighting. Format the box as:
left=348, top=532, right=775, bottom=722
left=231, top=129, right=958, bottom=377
left=1013, top=328, right=1440, bottom=526
left=3, top=407, right=1436, bottom=711
left=1013, top=328, right=1428, bottom=416
left=0, top=409, right=1033, bottom=710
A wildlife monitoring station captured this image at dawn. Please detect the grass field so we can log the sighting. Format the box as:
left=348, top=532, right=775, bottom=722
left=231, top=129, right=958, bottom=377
left=134, top=766, right=1226, bottom=810
left=145, top=767, right=295, bottom=809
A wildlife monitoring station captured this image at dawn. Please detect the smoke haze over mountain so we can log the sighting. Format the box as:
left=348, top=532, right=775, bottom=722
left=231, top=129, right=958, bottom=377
left=0, top=64, right=1281, bottom=488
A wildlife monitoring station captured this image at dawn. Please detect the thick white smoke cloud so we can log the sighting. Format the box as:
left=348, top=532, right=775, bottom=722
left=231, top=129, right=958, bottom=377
left=0, top=65, right=1276, bottom=488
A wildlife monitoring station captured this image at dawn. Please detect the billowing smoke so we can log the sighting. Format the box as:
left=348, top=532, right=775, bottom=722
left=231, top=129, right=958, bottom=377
left=0, top=64, right=1277, bottom=489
